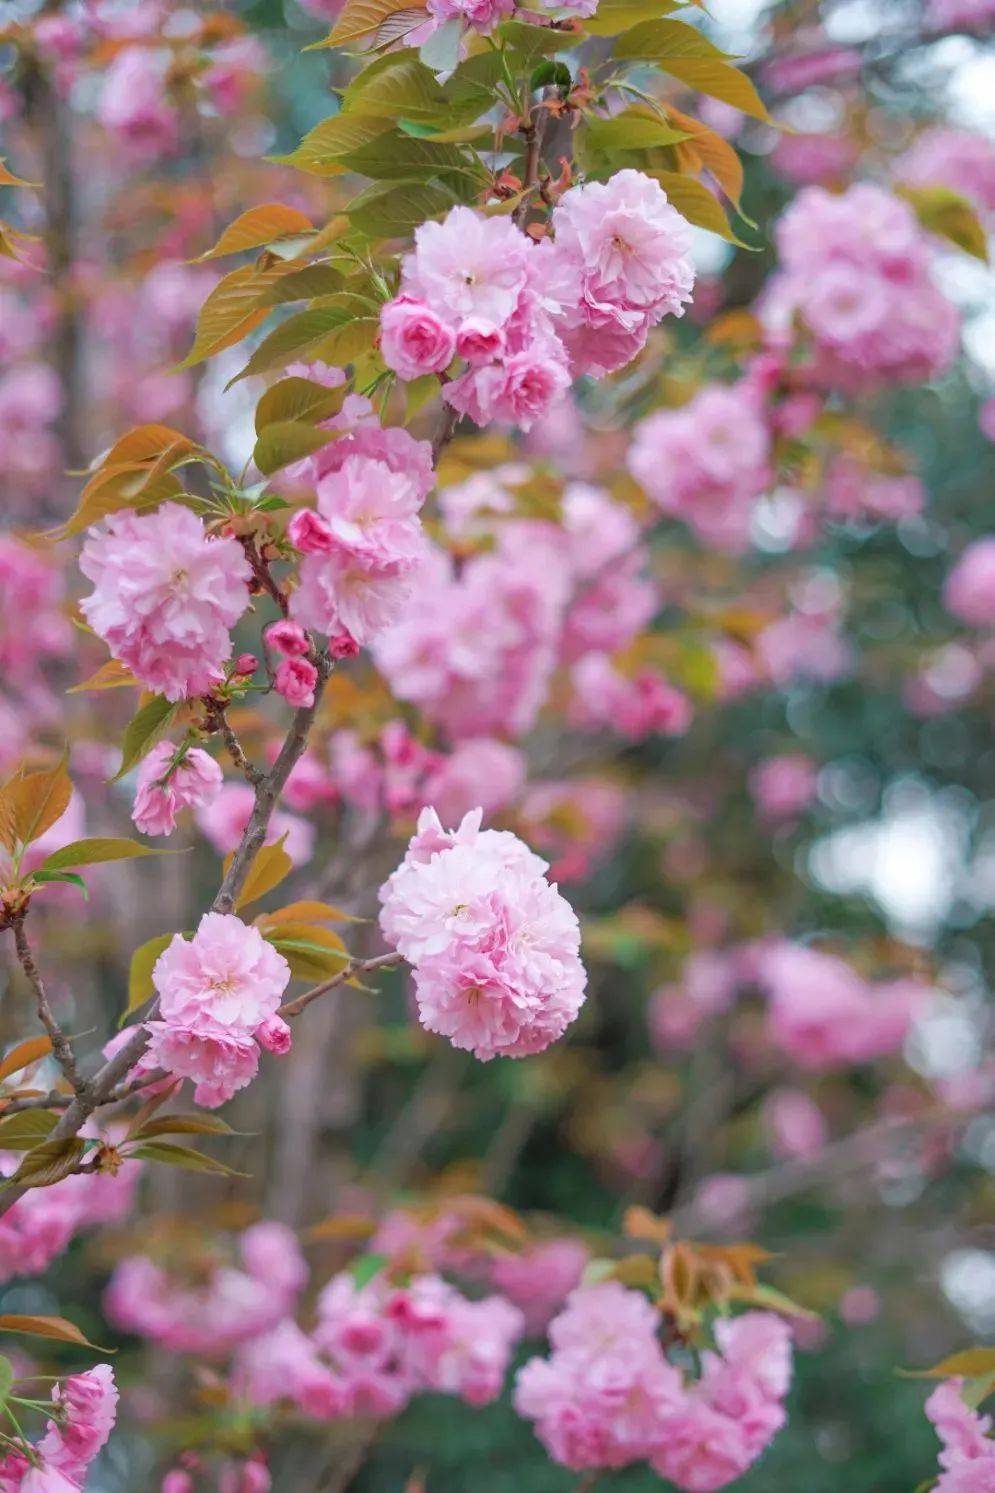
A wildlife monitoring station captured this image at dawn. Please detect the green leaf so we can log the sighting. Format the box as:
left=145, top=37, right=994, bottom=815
left=4, top=1137, right=87, bottom=1190
left=345, top=55, right=450, bottom=123
left=350, top=1252, right=389, bottom=1289
left=583, top=0, right=681, bottom=34
left=257, top=264, right=347, bottom=306
left=111, top=696, right=179, bottom=782
left=0, top=1355, right=14, bottom=1409
left=582, top=108, right=690, bottom=153
left=231, top=297, right=380, bottom=385
left=338, top=132, right=472, bottom=184
left=275, top=114, right=393, bottom=176
left=125, top=1141, right=247, bottom=1178
left=29, top=869, right=88, bottom=896
left=899, top=185, right=988, bottom=262
left=42, top=837, right=180, bottom=871
left=129, top=1112, right=238, bottom=1141
left=348, top=179, right=457, bottom=237
left=124, top=932, right=177, bottom=1021
left=530, top=60, right=573, bottom=91
left=255, top=376, right=347, bottom=434
left=902, top=1348, right=995, bottom=1380
left=0, top=1110, right=60, bottom=1151
left=253, top=421, right=335, bottom=477
left=613, top=16, right=731, bottom=61
left=498, top=18, right=582, bottom=61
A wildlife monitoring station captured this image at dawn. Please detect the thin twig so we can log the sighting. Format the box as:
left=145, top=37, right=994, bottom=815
left=218, top=712, right=265, bottom=787
left=278, top=952, right=403, bottom=1020
left=11, top=916, right=86, bottom=1098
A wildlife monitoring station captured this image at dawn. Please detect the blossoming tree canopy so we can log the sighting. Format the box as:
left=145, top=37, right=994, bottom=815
left=0, top=0, right=994, bottom=1485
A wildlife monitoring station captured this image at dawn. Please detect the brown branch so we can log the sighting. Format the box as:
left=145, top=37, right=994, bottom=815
left=11, top=916, right=86, bottom=1098
left=278, top=951, right=403, bottom=1020
left=513, top=91, right=554, bottom=230
left=217, top=712, right=265, bottom=788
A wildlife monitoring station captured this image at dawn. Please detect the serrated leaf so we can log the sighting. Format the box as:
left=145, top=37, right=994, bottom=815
left=582, top=108, right=690, bottom=154
left=42, top=837, right=180, bottom=871
left=613, top=16, right=731, bottom=61
left=313, top=0, right=428, bottom=47
left=111, top=696, right=179, bottom=783
left=232, top=298, right=379, bottom=384
left=583, top=0, right=681, bottom=34
left=255, top=377, right=346, bottom=435
left=0, top=755, right=72, bottom=853
left=124, top=932, right=177, bottom=1020
left=253, top=420, right=336, bottom=477
left=344, top=54, right=450, bottom=123
left=0, top=1314, right=111, bottom=1351
left=176, top=262, right=296, bottom=371
left=5, top=1137, right=87, bottom=1190
left=257, top=264, right=346, bottom=306
left=0, top=1036, right=53, bottom=1084
left=198, top=204, right=315, bottom=261
left=276, top=114, right=393, bottom=175
left=227, top=838, right=293, bottom=911
left=0, top=1110, right=60, bottom=1150
left=125, top=1141, right=247, bottom=1178
left=349, top=179, right=457, bottom=237
left=52, top=426, right=204, bottom=540
left=339, top=132, right=472, bottom=185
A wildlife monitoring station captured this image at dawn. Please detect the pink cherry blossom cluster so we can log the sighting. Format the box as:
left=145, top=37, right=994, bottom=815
left=0, top=536, right=71, bottom=690
left=650, top=940, right=926, bottom=1069
left=925, top=1378, right=995, bottom=1492
left=142, top=912, right=291, bottom=1107
left=0, top=365, right=63, bottom=502
left=944, top=538, right=995, bottom=628
left=131, top=741, right=223, bottom=836
left=517, top=777, right=626, bottom=883
left=0, top=1365, right=118, bottom=1492
left=378, top=807, right=587, bottom=1060
left=0, top=1135, right=140, bottom=1284
left=628, top=382, right=772, bottom=552
left=515, top=1283, right=793, bottom=1489
left=105, top=1221, right=307, bottom=1357
left=161, top=1451, right=271, bottom=1493
left=287, top=423, right=434, bottom=652
left=234, top=1267, right=524, bottom=1420
left=764, top=184, right=959, bottom=390
left=373, top=536, right=568, bottom=741
left=569, top=653, right=693, bottom=742
left=80, top=503, right=252, bottom=701
left=379, top=171, right=694, bottom=429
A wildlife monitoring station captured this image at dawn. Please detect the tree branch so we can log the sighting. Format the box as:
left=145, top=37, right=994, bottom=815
left=278, top=951, right=403, bottom=1020
left=11, top=916, right=86, bottom=1098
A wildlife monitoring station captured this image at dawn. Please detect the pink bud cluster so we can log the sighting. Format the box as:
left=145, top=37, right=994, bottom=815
left=106, top=1221, right=307, bottom=1358
left=0, top=1365, right=118, bottom=1492
left=131, top=741, right=223, bottom=836
left=80, top=503, right=252, bottom=701
left=287, top=424, right=434, bottom=652
left=379, top=172, right=695, bottom=430
left=764, top=184, right=959, bottom=389
left=515, top=1284, right=793, bottom=1489
left=925, top=1378, right=995, bottom=1492
left=234, top=1267, right=524, bottom=1420
left=628, top=382, right=772, bottom=552
left=378, top=807, right=587, bottom=1060
left=143, top=912, right=292, bottom=1107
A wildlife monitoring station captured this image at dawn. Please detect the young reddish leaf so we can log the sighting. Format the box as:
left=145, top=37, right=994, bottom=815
left=0, top=1314, right=112, bottom=1351
left=260, top=900, right=365, bottom=926
left=0, top=1036, right=54, bottom=1085
left=176, top=262, right=297, bottom=371
left=902, top=1348, right=995, bottom=1380
left=198, top=203, right=316, bottom=261
left=228, top=838, right=294, bottom=911
left=312, top=0, right=427, bottom=48
left=67, top=659, right=139, bottom=693
left=0, top=158, right=40, bottom=188
left=0, top=755, right=72, bottom=853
